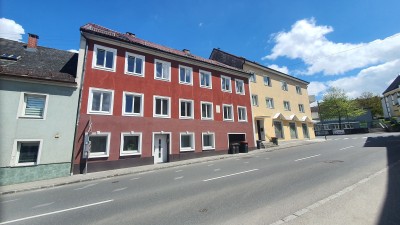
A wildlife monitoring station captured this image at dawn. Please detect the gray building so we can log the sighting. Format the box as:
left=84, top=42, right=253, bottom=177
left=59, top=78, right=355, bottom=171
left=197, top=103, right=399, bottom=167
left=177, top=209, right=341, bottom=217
left=0, top=35, right=80, bottom=185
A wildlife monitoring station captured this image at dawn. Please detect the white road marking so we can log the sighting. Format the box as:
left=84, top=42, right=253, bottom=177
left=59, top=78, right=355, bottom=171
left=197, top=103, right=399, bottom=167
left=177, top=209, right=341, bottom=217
left=174, top=176, right=184, bottom=180
left=0, top=199, right=20, bottom=204
left=112, top=187, right=127, bottom=192
left=32, top=202, right=55, bottom=209
left=362, top=137, right=368, bottom=139
left=244, top=162, right=249, bottom=164
left=265, top=158, right=270, bottom=160
left=294, top=154, right=321, bottom=162
left=73, top=183, right=98, bottom=191
left=214, top=168, right=221, bottom=172
left=352, top=138, right=358, bottom=139
left=203, top=169, right=259, bottom=182
left=0, top=199, right=114, bottom=225
left=175, top=170, right=183, bottom=172
left=207, top=164, right=214, bottom=166
left=344, top=138, right=349, bottom=140
left=339, top=146, right=355, bottom=151
left=130, top=177, right=141, bottom=180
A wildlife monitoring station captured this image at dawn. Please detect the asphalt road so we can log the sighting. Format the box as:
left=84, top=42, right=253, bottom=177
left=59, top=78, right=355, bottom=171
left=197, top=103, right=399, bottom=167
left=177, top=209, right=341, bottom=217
left=1, top=132, right=399, bottom=225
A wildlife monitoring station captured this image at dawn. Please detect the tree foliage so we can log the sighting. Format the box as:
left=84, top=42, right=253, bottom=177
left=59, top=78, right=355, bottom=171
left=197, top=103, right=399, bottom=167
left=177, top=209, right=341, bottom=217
left=354, top=92, right=383, bottom=117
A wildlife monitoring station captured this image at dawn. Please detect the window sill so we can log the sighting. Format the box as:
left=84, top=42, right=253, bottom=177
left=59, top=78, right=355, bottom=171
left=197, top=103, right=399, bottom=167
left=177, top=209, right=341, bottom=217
left=93, top=66, right=116, bottom=72
left=154, top=77, right=171, bottom=82
left=221, top=90, right=232, bottom=93
left=125, top=72, right=144, bottom=77
left=223, top=119, right=234, bottom=122
left=202, top=148, right=215, bottom=151
left=88, top=111, right=113, bottom=115
left=122, top=113, right=143, bottom=117
left=238, top=120, right=248, bottom=122
left=18, top=116, right=45, bottom=120
left=180, top=149, right=195, bottom=152
left=180, top=117, right=194, bottom=120
left=200, top=86, right=212, bottom=89
left=89, top=154, right=109, bottom=158
left=153, top=115, right=171, bottom=119
left=120, top=152, right=141, bottom=156
left=201, top=117, right=214, bottom=121
left=12, top=162, right=38, bottom=167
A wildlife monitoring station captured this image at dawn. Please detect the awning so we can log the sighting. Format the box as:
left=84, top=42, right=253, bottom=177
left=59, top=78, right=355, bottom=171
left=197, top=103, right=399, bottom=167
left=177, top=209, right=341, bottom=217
left=273, top=113, right=286, bottom=120
left=287, top=114, right=300, bottom=121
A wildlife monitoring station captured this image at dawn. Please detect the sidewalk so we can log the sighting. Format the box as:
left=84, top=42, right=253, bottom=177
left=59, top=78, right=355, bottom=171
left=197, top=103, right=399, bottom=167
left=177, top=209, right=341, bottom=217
left=0, top=138, right=324, bottom=195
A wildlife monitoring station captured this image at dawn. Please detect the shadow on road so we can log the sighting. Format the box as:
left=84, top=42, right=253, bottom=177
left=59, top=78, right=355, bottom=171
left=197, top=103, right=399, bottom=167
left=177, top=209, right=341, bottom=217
left=364, top=134, right=400, bottom=225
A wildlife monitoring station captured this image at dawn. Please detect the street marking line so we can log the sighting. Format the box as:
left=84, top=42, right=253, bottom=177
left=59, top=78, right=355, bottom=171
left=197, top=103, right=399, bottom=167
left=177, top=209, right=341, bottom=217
left=352, top=138, right=358, bottom=139
left=339, top=146, right=354, bottom=151
left=175, top=170, right=183, bottom=172
left=294, top=154, right=321, bottom=162
left=214, top=168, right=221, bottom=172
left=0, top=199, right=114, bottom=225
left=244, top=162, right=249, bottom=164
left=174, top=176, right=184, bottom=180
left=207, top=164, right=214, bottom=167
left=112, top=187, right=127, bottom=192
left=130, top=177, right=141, bottom=180
left=0, top=199, right=20, bottom=203
left=362, top=137, right=368, bottom=139
left=203, top=169, right=259, bottom=182
left=344, top=138, right=349, bottom=140
left=73, top=183, right=98, bottom=191
left=32, top=202, right=54, bottom=209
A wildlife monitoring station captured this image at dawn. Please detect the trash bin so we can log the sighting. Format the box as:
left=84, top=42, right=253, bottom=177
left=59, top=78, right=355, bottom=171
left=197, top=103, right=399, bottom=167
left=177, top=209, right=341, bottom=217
left=256, top=140, right=262, bottom=149
left=271, top=137, right=278, bottom=145
left=229, top=143, right=240, bottom=154
left=239, top=141, right=248, bottom=153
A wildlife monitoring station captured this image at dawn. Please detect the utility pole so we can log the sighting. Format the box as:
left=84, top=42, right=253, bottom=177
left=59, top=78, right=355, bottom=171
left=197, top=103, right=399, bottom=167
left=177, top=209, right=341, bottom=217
left=317, top=101, right=327, bottom=140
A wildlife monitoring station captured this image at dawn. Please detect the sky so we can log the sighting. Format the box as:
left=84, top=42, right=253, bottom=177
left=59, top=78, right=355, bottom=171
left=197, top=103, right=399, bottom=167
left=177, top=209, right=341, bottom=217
left=1, top=0, right=399, bottom=101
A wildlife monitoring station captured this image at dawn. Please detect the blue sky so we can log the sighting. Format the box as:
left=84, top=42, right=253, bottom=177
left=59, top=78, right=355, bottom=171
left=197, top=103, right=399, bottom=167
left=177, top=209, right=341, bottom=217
left=1, top=0, right=400, bottom=101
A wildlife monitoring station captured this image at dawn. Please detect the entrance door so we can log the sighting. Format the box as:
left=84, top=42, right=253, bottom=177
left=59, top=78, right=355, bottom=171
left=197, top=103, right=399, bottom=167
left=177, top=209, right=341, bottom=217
left=256, top=120, right=266, bottom=140
left=289, top=122, right=298, bottom=139
left=153, top=134, right=168, bottom=164
left=274, top=121, right=284, bottom=139
left=302, top=123, right=309, bottom=138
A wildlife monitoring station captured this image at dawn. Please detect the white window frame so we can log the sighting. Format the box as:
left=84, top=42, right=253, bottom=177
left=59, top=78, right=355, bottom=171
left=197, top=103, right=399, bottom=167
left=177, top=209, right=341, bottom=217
left=92, top=44, right=117, bottom=72
left=179, top=65, right=193, bottom=85
left=154, top=59, right=171, bottom=81
left=284, top=101, right=291, bottom=111
left=223, top=104, right=234, bottom=121
left=179, top=98, right=194, bottom=119
left=11, top=139, right=42, bottom=167
left=180, top=132, right=195, bottom=152
left=201, top=101, right=213, bottom=120
left=124, top=52, right=145, bottom=77
left=249, top=72, right=256, bottom=83
left=153, top=95, right=171, bottom=118
left=202, top=132, right=215, bottom=151
left=263, top=76, right=271, bottom=86
left=281, top=81, right=288, bottom=91
left=199, top=70, right=212, bottom=89
left=88, top=87, right=114, bottom=115
left=120, top=132, right=142, bottom=156
left=251, top=95, right=259, bottom=107
left=122, top=91, right=144, bottom=117
left=266, top=97, right=274, bottom=109
left=299, top=104, right=305, bottom=113
left=296, top=85, right=302, bottom=95
left=237, top=106, right=247, bottom=122
left=235, top=79, right=245, bottom=95
left=18, top=92, right=49, bottom=119
left=221, top=75, right=232, bottom=93
left=88, top=132, right=110, bottom=158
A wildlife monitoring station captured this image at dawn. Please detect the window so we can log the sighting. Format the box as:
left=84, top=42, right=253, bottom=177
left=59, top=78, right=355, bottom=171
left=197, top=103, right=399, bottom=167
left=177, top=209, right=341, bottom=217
left=221, top=75, right=232, bottom=92
left=125, top=52, right=145, bottom=76
left=223, top=104, right=234, bottom=121
left=120, top=132, right=142, bottom=156
left=88, top=133, right=110, bottom=158
left=296, top=85, right=302, bottom=95
left=202, top=132, right=215, bottom=150
left=179, top=65, right=193, bottom=85
left=199, top=70, right=212, bottom=88
left=263, top=76, right=271, bottom=86
left=93, top=44, right=116, bottom=71
left=266, top=97, right=274, bottom=109
left=235, top=79, right=245, bottom=95
left=281, top=81, right=288, bottom=91
left=12, top=140, right=42, bottom=166
left=153, top=96, right=170, bottom=118
left=123, top=92, right=143, bottom=116
left=20, top=93, right=47, bottom=119
left=201, top=101, right=213, bottom=120
left=237, top=106, right=247, bottom=122
left=180, top=99, right=194, bottom=119
left=251, top=95, right=259, bottom=106
left=298, top=104, right=305, bottom=113
left=154, top=59, right=171, bottom=81
left=283, top=101, right=291, bottom=111
left=180, top=133, right=195, bottom=152
left=88, top=88, right=114, bottom=115
left=249, top=72, right=256, bottom=83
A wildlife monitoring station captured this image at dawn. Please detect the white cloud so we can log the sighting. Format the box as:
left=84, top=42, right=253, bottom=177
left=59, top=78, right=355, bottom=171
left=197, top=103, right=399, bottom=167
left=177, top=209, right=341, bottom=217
left=264, top=18, right=400, bottom=76
left=68, top=49, right=79, bottom=53
left=0, top=18, right=25, bottom=41
left=308, top=81, right=328, bottom=96
left=199, top=22, right=203, bottom=27
left=268, top=64, right=289, bottom=74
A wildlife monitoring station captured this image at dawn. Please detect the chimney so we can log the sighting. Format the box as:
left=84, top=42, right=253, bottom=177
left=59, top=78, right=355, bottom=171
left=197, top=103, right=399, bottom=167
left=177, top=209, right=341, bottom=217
left=27, top=33, right=39, bottom=49
left=183, top=49, right=190, bottom=54
left=126, top=32, right=136, bottom=38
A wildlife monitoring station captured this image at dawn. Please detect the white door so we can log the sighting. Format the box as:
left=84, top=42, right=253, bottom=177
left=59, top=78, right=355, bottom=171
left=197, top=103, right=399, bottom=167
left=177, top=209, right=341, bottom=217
left=153, top=134, right=168, bottom=164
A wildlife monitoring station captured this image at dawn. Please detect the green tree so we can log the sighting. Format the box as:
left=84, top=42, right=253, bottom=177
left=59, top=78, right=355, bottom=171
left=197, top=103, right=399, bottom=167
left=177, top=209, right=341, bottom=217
left=319, top=87, right=365, bottom=129
left=355, top=92, right=383, bottom=117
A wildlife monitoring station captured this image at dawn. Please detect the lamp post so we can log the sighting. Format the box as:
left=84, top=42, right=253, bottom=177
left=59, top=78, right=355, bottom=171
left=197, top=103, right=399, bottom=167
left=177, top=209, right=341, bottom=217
left=317, top=101, right=327, bottom=140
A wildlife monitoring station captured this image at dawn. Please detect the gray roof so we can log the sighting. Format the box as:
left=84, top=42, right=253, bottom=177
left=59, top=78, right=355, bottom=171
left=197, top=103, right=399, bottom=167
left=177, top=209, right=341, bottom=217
left=383, top=75, right=400, bottom=95
left=0, top=38, right=77, bottom=84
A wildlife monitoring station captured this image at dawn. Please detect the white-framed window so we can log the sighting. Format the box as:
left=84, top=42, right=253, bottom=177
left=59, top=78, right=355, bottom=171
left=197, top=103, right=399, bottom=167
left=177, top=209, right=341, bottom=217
left=88, top=132, right=110, bottom=158
left=153, top=96, right=171, bottom=118
left=88, top=88, right=114, bottom=115
left=296, top=85, right=302, bottom=95
left=281, top=81, right=288, bottom=91
left=221, top=75, right=232, bottom=92
left=251, top=95, right=259, bottom=106
left=125, top=52, right=145, bottom=76
left=223, top=104, right=234, bottom=121
left=180, top=99, right=194, bottom=119
left=154, top=59, right=171, bottom=81
left=263, top=76, right=271, bottom=86
left=180, top=132, right=195, bottom=152
left=19, top=93, right=48, bottom=119
left=266, top=97, right=274, bottom=109
left=298, top=104, right=305, bottom=113
left=283, top=101, right=291, bottom=111
left=202, top=132, right=215, bottom=150
left=11, top=139, right=42, bottom=166
left=237, top=106, right=247, bottom=122
left=199, top=70, right=212, bottom=89
left=120, top=132, right=142, bottom=156
left=179, top=65, right=193, bottom=85
left=122, top=92, right=143, bottom=116
left=249, top=72, right=256, bottom=83
left=235, top=79, right=245, bottom=95
left=201, top=101, right=213, bottom=120
left=93, top=44, right=116, bottom=71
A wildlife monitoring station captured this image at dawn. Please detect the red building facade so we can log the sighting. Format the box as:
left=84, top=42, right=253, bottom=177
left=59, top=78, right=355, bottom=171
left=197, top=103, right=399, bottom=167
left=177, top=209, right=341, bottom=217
left=73, top=24, right=255, bottom=173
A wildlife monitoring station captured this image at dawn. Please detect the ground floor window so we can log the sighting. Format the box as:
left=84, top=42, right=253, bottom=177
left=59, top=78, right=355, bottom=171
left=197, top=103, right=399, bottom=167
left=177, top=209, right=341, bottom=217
left=120, top=132, right=142, bottom=156
left=274, top=121, right=284, bottom=139
left=202, top=133, right=215, bottom=150
left=88, top=132, right=110, bottom=158
left=13, top=140, right=42, bottom=166
left=180, top=133, right=195, bottom=152
left=289, top=122, right=298, bottom=139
